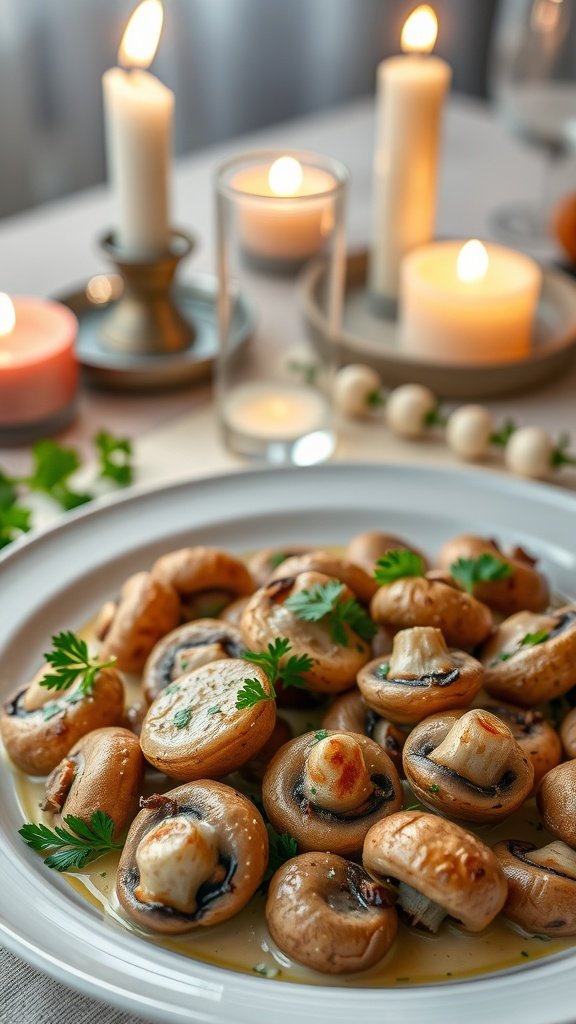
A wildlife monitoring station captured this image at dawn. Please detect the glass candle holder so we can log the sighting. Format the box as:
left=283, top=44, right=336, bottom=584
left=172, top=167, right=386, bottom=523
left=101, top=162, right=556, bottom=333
left=215, top=149, right=348, bottom=466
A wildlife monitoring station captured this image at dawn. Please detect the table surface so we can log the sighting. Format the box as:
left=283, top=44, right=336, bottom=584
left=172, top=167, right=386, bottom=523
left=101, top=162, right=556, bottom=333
left=1, top=92, right=576, bottom=1024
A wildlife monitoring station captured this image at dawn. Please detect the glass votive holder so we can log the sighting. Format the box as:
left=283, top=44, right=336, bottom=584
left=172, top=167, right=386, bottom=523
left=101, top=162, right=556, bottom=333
left=215, top=149, right=348, bottom=466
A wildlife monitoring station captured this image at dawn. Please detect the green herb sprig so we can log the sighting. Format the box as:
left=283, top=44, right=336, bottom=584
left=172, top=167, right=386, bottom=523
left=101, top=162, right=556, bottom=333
left=497, top=629, right=550, bottom=662
left=451, top=553, right=512, bottom=595
left=40, top=631, right=116, bottom=696
left=18, top=811, right=123, bottom=871
left=94, top=431, right=134, bottom=486
left=261, top=824, right=298, bottom=890
left=236, top=637, right=313, bottom=709
left=374, top=550, right=425, bottom=585
left=284, top=580, right=376, bottom=646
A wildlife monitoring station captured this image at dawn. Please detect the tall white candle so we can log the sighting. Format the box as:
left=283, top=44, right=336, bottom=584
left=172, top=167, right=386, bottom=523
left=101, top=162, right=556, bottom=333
left=369, top=5, right=451, bottom=311
left=103, top=0, right=173, bottom=255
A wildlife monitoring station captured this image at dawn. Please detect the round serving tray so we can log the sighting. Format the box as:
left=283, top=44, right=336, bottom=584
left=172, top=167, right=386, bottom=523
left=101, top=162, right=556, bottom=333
left=301, top=250, right=576, bottom=399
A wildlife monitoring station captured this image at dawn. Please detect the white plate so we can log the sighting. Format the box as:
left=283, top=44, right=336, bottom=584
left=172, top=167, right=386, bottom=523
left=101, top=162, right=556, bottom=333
left=1, top=464, right=576, bottom=1024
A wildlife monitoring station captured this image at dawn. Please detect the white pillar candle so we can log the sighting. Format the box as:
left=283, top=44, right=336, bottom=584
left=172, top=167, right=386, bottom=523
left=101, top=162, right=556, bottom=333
left=399, top=239, right=542, bottom=365
left=103, top=0, right=173, bottom=256
left=369, top=5, right=451, bottom=310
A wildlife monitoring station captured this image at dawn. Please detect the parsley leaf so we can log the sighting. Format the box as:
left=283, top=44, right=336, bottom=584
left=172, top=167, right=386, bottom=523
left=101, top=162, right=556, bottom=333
left=376, top=662, right=390, bottom=679
left=374, top=550, right=425, bottom=585
left=173, top=706, right=193, bottom=729
left=313, top=729, right=329, bottom=743
left=0, top=501, right=32, bottom=549
left=25, top=440, right=92, bottom=510
left=261, top=825, right=298, bottom=889
left=94, top=430, right=134, bottom=486
left=236, top=677, right=272, bottom=709
left=451, top=553, right=512, bottom=594
left=40, top=631, right=116, bottom=696
left=520, top=630, right=549, bottom=647
left=284, top=581, right=376, bottom=647
left=18, top=811, right=123, bottom=871
left=239, top=637, right=314, bottom=709
left=490, top=419, right=517, bottom=448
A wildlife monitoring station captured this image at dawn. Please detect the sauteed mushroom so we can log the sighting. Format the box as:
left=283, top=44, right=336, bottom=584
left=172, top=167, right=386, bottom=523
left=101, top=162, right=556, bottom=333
left=437, top=535, right=549, bottom=615
left=248, top=546, right=311, bottom=588
left=240, top=716, right=293, bottom=784
left=100, top=572, right=180, bottom=672
left=219, top=597, right=250, bottom=627
left=321, top=689, right=405, bottom=774
left=402, top=709, right=534, bottom=822
left=537, top=760, right=576, bottom=847
left=357, top=627, right=483, bottom=725
left=482, top=608, right=576, bottom=706
left=117, top=780, right=267, bottom=934
left=0, top=667, right=125, bottom=776
left=262, top=730, right=402, bottom=856
left=140, top=659, right=276, bottom=780
left=479, top=700, right=562, bottom=787
left=363, top=811, right=507, bottom=933
left=493, top=839, right=576, bottom=936
left=560, top=707, right=576, bottom=759
left=370, top=575, right=492, bottom=650
left=266, top=852, right=398, bottom=974
left=142, top=619, right=245, bottom=704
left=346, top=531, right=428, bottom=577
left=152, top=547, right=254, bottom=621
left=268, top=552, right=377, bottom=604
left=41, top=727, right=144, bottom=838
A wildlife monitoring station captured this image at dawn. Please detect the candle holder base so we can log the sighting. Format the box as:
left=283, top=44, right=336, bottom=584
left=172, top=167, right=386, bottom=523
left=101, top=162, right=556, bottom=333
left=301, top=248, right=576, bottom=400
left=0, top=401, right=77, bottom=447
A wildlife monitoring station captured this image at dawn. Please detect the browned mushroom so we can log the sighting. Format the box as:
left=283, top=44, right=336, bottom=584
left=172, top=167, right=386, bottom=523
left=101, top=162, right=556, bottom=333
left=139, top=658, right=276, bottom=780
left=0, top=667, right=125, bottom=776
left=536, top=760, right=576, bottom=847
left=357, top=627, right=483, bottom=725
left=437, top=535, right=549, bottom=615
left=218, top=597, right=250, bottom=627
left=151, top=547, right=254, bottom=621
left=240, top=716, right=293, bottom=784
left=321, top=689, right=405, bottom=774
left=116, top=780, right=267, bottom=934
left=248, top=546, right=311, bottom=588
left=478, top=700, right=562, bottom=787
left=493, top=839, right=576, bottom=936
left=262, top=730, right=402, bottom=857
left=560, top=707, right=576, bottom=759
left=241, top=572, right=373, bottom=694
left=346, top=531, right=428, bottom=577
left=41, top=727, right=144, bottom=838
left=266, top=852, right=398, bottom=974
left=363, top=811, right=507, bottom=933
left=268, top=551, right=377, bottom=604
left=482, top=608, right=576, bottom=707
left=370, top=575, right=492, bottom=650
left=402, top=709, right=534, bottom=822
left=100, top=572, right=180, bottom=672
left=142, top=619, right=245, bottom=704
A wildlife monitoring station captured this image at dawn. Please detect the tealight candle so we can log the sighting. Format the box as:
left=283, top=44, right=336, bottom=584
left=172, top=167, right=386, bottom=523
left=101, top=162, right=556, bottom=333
left=0, top=294, right=78, bottom=438
left=399, top=240, right=542, bottom=364
left=222, top=382, right=328, bottom=441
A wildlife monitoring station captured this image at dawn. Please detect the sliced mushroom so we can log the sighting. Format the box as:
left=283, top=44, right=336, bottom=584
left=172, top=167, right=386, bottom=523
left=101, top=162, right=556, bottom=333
left=537, top=760, right=576, bottom=847
left=262, top=730, right=402, bottom=857
left=370, top=576, right=492, bottom=650
left=357, top=627, right=483, bottom=725
left=363, top=811, right=507, bottom=933
left=268, top=551, right=377, bottom=604
left=142, top=619, right=245, bottom=704
left=248, top=546, right=312, bottom=588
left=493, top=839, right=576, bottom=936
left=100, top=572, right=181, bottom=672
left=41, top=726, right=144, bottom=839
left=0, top=667, right=125, bottom=776
left=139, top=658, right=276, bottom=780
left=321, top=689, right=405, bottom=774
left=346, top=531, right=428, bottom=577
left=437, top=535, right=549, bottom=615
left=560, top=707, right=576, bottom=759
left=402, top=709, right=534, bottom=822
left=151, top=547, right=254, bottom=621
left=116, top=780, right=268, bottom=934
left=479, top=700, right=562, bottom=787
left=266, top=852, right=397, bottom=974
left=482, top=608, right=576, bottom=707
left=241, top=572, right=373, bottom=694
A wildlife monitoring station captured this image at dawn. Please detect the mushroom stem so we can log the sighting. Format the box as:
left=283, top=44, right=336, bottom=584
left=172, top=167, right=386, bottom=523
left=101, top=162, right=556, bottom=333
left=525, top=841, right=576, bottom=879
left=134, top=815, right=219, bottom=913
left=428, top=710, right=514, bottom=787
left=303, top=734, right=374, bottom=812
left=388, top=627, right=454, bottom=679
left=397, top=881, right=447, bottom=933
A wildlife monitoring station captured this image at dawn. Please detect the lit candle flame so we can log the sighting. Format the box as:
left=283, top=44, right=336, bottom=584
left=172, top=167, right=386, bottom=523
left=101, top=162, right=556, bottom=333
left=119, top=0, right=164, bottom=69
left=401, top=5, right=438, bottom=54
left=0, top=293, right=16, bottom=337
left=457, top=240, right=489, bottom=284
left=268, top=157, right=304, bottom=197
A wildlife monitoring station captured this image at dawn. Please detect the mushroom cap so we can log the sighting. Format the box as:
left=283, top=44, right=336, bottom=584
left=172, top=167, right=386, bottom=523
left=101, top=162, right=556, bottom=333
left=402, top=710, right=534, bottom=822
left=479, top=700, right=562, bottom=788
left=345, top=532, right=428, bottom=577
left=560, top=707, right=576, bottom=759
left=41, top=726, right=144, bottom=839
left=262, top=730, right=402, bottom=857
left=0, top=667, right=125, bottom=776
left=268, top=551, right=377, bottom=604
left=481, top=608, right=576, bottom=707
left=248, top=546, right=312, bottom=588
left=363, top=811, right=507, bottom=932
left=218, top=596, right=250, bottom=627
left=321, top=689, right=405, bottom=774
left=101, top=572, right=181, bottom=672
left=151, top=547, right=254, bottom=604
left=139, top=658, right=276, bottom=780
left=493, top=839, right=576, bottom=936
left=370, top=576, right=492, bottom=650
left=437, top=535, right=549, bottom=615
left=266, top=852, right=398, bottom=974
left=240, top=716, right=293, bottom=784
left=241, top=572, right=373, bottom=694
left=537, top=760, right=576, bottom=846
left=116, top=780, right=268, bottom=934
left=142, top=619, right=245, bottom=704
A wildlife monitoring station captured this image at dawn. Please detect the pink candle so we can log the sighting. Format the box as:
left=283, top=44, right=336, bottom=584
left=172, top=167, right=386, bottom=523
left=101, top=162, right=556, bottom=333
left=0, top=295, right=78, bottom=431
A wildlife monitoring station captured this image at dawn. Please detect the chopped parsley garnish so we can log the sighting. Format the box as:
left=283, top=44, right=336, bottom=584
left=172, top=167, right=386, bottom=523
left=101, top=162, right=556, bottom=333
left=376, top=662, right=390, bottom=679
left=374, top=550, right=425, bottom=585
left=313, top=729, right=329, bottom=743
left=496, top=629, right=550, bottom=664
left=429, top=784, right=441, bottom=794
left=173, top=706, right=193, bottom=729
left=261, top=824, right=298, bottom=889
left=284, top=580, right=376, bottom=646
left=39, top=631, right=116, bottom=697
left=206, top=705, right=223, bottom=716
left=94, top=430, right=134, bottom=486
left=450, top=553, right=512, bottom=594
left=18, top=811, right=122, bottom=872
left=236, top=637, right=313, bottom=709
